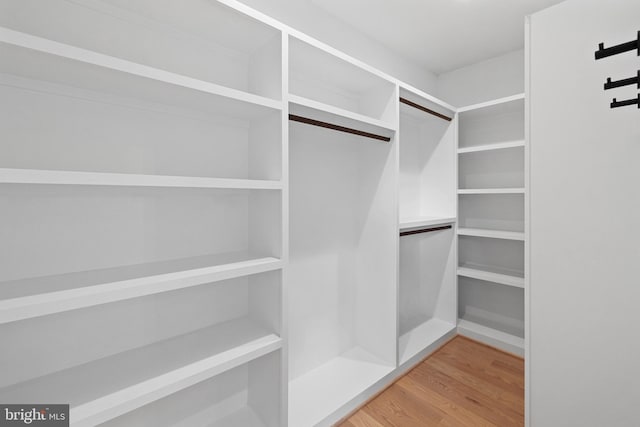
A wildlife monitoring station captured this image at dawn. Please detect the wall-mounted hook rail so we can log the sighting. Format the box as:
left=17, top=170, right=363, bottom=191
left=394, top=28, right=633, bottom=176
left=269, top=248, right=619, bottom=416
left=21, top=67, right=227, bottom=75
left=399, top=97, right=452, bottom=122
left=610, top=94, right=640, bottom=109
left=604, top=71, right=640, bottom=90
left=399, top=224, right=452, bottom=237
left=289, top=114, right=391, bottom=142
left=595, top=31, right=639, bottom=60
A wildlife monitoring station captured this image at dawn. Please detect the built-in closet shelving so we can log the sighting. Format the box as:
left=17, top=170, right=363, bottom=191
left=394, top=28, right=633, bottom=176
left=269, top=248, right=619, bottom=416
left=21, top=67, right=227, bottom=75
left=1, top=0, right=526, bottom=425
left=287, top=34, right=398, bottom=427
left=397, top=88, right=457, bottom=367
left=0, top=0, right=285, bottom=426
left=456, top=94, right=526, bottom=356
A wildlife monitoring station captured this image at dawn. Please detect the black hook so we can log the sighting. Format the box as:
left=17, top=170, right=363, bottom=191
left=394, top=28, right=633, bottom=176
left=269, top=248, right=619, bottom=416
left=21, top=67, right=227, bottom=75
left=610, top=94, right=640, bottom=109
left=604, top=71, right=640, bottom=90
left=595, top=31, right=639, bottom=60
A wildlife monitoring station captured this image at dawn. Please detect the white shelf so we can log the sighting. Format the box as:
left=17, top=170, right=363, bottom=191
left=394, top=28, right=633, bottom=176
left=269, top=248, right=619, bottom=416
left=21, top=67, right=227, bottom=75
left=458, top=228, right=525, bottom=241
left=399, top=318, right=456, bottom=365
left=0, top=317, right=282, bottom=427
left=458, top=93, right=526, bottom=113
left=0, top=252, right=282, bottom=324
left=171, top=401, right=267, bottom=427
left=399, top=216, right=456, bottom=231
left=289, top=94, right=396, bottom=135
left=458, top=266, right=525, bottom=289
left=288, top=347, right=393, bottom=427
left=457, top=318, right=524, bottom=357
left=0, top=27, right=281, bottom=118
left=458, top=188, right=525, bottom=194
left=0, top=168, right=282, bottom=190
left=399, top=87, right=455, bottom=122
left=458, top=140, right=525, bottom=154
left=206, top=407, right=267, bottom=427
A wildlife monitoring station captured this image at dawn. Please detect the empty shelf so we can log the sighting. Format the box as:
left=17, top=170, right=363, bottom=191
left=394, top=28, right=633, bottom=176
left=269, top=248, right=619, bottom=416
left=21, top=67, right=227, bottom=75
left=206, top=407, right=267, bottom=427
left=458, top=319, right=524, bottom=357
left=0, top=27, right=281, bottom=119
left=458, top=228, right=525, bottom=241
left=399, top=318, right=456, bottom=365
left=458, top=188, right=525, bottom=194
left=171, top=402, right=268, bottom=427
left=0, top=253, right=282, bottom=324
left=458, top=93, right=525, bottom=113
left=289, top=95, right=395, bottom=136
left=458, top=140, right=525, bottom=154
left=0, top=317, right=282, bottom=426
left=399, top=216, right=456, bottom=231
left=0, top=169, right=282, bottom=190
left=458, top=266, right=524, bottom=288
left=289, top=347, right=393, bottom=427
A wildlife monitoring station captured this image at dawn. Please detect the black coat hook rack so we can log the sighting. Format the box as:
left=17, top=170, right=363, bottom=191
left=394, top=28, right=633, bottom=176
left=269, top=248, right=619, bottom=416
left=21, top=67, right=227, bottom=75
left=611, top=94, right=640, bottom=109
left=595, top=31, right=639, bottom=60
left=604, top=71, right=640, bottom=90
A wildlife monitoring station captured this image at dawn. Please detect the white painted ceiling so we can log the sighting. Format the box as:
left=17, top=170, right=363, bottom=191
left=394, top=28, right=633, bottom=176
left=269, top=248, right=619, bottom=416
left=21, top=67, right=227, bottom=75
left=311, top=0, right=565, bottom=74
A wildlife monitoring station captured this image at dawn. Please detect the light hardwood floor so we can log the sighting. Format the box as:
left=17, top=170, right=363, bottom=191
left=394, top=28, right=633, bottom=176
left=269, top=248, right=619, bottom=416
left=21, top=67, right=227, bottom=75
left=337, top=336, right=524, bottom=427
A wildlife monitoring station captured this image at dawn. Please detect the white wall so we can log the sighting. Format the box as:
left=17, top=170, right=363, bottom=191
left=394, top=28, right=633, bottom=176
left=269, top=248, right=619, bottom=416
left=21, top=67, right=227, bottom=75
left=529, top=0, right=640, bottom=425
left=236, top=0, right=437, bottom=93
left=437, top=49, right=525, bottom=107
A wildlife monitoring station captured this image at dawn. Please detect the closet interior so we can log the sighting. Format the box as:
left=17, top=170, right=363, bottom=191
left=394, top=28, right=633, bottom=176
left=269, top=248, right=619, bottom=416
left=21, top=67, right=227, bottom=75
left=0, top=0, right=527, bottom=425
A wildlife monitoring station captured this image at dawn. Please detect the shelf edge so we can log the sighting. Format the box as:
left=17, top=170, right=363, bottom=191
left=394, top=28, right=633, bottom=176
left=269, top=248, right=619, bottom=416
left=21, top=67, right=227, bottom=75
left=71, top=334, right=283, bottom=427
left=0, top=258, right=283, bottom=325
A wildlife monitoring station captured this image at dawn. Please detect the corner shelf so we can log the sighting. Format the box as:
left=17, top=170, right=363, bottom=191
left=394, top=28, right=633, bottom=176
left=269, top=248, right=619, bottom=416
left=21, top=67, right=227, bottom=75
left=458, top=140, right=525, bottom=154
left=0, top=168, right=282, bottom=190
left=457, top=318, right=524, bottom=357
left=0, top=317, right=282, bottom=426
left=457, top=265, right=524, bottom=289
left=0, top=253, right=282, bottom=324
left=457, top=228, right=525, bottom=241
left=458, top=188, right=525, bottom=194
left=457, top=93, right=525, bottom=113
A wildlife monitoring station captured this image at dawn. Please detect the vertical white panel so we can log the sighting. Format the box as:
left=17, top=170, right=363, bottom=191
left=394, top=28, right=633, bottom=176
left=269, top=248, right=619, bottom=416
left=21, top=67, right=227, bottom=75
left=249, top=33, right=283, bottom=100
left=248, top=351, right=282, bottom=427
left=354, top=123, right=398, bottom=365
left=530, top=0, right=640, bottom=425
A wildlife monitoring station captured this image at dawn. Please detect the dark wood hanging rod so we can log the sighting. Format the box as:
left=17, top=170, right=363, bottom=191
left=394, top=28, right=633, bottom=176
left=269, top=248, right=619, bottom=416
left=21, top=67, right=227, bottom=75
left=610, top=94, right=640, bottom=109
left=400, top=224, right=452, bottom=237
left=288, top=114, right=391, bottom=142
left=604, top=71, right=640, bottom=90
left=399, top=97, right=452, bottom=122
left=595, top=31, right=639, bottom=60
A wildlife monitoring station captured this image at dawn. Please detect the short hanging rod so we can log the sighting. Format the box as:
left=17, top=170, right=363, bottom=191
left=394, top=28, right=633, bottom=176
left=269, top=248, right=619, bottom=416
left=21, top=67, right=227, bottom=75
left=400, top=224, right=452, bottom=237
left=595, top=31, right=640, bottom=60
left=399, top=97, right=452, bottom=122
left=604, top=71, right=640, bottom=90
left=610, top=94, right=640, bottom=109
left=288, top=114, right=391, bottom=142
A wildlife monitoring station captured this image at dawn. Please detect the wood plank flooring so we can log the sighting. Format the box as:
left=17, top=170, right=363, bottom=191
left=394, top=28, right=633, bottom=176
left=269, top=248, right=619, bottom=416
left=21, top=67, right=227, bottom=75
left=337, top=336, right=524, bottom=427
